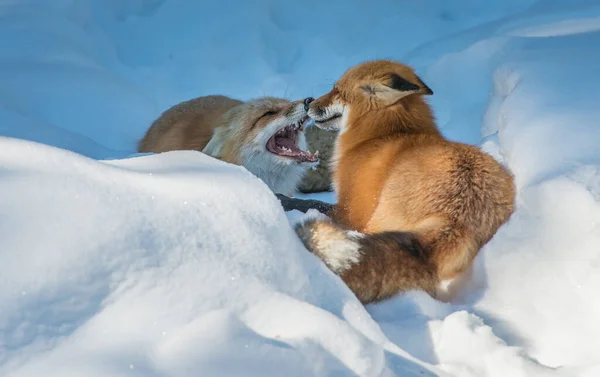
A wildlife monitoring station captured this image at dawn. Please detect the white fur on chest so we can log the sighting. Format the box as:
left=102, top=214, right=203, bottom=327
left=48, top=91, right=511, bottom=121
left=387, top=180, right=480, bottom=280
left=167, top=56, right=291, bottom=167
left=328, top=107, right=350, bottom=193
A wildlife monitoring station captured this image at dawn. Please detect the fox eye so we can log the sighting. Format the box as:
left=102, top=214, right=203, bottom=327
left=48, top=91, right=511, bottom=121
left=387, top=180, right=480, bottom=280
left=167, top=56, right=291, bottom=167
left=261, top=110, right=277, bottom=118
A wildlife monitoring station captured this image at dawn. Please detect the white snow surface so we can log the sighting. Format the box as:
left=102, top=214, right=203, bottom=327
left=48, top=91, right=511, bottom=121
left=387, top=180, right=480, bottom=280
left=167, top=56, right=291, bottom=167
left=1, top=0, right=600, bottom=376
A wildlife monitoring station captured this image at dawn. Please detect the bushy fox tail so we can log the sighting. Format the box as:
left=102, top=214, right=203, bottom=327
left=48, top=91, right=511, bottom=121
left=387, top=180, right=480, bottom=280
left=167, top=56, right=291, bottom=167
left=295, top=214, right=438, bottom=304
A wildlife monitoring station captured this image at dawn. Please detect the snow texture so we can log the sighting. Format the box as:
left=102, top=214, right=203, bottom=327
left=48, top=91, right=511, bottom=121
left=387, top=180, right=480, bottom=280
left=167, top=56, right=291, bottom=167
left=1, top=0, right=600, bottom=376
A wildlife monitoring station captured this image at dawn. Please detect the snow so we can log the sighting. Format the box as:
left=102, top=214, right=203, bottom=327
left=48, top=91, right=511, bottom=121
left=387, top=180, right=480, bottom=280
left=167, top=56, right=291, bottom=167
left=1, top=139, right=437, bottom=377
left=1, top=0, right=600, bottom=376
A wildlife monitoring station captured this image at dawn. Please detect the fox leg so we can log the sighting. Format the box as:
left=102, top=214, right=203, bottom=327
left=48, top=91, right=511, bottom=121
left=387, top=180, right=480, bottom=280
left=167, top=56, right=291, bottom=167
left=275, top=193, right=335, bottom=215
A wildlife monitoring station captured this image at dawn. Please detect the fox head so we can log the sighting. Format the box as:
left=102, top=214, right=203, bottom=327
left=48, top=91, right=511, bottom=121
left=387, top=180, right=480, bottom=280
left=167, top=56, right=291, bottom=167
left=203, top=97, right=318, bottom=195
left=307, top=60, right=433, bottom=132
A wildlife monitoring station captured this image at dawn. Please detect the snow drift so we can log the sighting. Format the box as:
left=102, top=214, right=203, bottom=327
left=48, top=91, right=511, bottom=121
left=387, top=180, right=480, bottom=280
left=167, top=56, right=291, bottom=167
left=0, top=138, right=441, bottom=377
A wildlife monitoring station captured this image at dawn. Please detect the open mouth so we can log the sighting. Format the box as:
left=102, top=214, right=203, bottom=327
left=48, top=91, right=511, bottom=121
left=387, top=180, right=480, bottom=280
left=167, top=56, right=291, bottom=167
left=266, top=116, right=319, bottom=163
left=313, top=113, right=342, bottom=127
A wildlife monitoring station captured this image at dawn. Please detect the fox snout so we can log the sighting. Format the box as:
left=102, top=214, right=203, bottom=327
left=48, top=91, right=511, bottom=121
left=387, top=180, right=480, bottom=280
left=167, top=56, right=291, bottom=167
left=306, top=95, right=328, bottom=117
left=307, top=103, right=326, bottom=118
left=303, top=97, right=314, bottom=111
left=306, top=92, right=344, bottom=131
left=286, top=98, right=314, bottom=130
left=307, top=90, right=339, bottom=116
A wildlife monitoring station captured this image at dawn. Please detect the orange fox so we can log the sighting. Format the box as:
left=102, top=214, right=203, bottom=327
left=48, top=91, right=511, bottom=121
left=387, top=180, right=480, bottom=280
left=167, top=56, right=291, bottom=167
left=138, top=95, right=319, bottom=196
left=295, top=60, right=515, bottom=303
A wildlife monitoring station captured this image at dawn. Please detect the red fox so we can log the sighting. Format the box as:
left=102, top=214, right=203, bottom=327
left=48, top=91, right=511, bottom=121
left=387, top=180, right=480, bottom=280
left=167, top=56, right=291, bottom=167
left=138, top=95, right=319, bottom=196
left=295, top=60, right=516, bottom=303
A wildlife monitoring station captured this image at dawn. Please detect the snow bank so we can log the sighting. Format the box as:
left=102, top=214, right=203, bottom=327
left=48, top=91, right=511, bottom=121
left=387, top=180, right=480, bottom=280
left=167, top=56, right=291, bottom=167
left=0, top=138, right=443, bottom=377
left=0, top=2, right=157, bottom=157
left=451, top=11, right=600, bottom=371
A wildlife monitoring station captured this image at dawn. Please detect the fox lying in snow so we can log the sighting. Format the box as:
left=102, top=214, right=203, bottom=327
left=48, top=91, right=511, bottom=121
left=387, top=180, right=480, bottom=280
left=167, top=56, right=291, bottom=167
left=295, top=60, right=516, bottom=303
left=138, top=95, right=321, bottom=196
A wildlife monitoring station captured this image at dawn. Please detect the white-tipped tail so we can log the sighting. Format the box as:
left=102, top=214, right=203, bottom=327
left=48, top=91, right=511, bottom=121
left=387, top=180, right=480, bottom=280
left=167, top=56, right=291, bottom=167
left=295, top=213, right=362, bottom=274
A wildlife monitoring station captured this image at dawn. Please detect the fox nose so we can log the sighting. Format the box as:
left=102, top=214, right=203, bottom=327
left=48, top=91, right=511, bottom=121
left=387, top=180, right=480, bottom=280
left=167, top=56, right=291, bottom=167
left=303, top=97, right=315, bottom=111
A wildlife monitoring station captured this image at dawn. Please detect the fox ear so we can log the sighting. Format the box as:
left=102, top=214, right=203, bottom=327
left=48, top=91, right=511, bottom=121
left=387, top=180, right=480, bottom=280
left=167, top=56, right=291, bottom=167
left=387, top=73, right=421, bottom=93
left=360, top=81, right=410, bottom=105
left=360, top=73, right=431, bottom=105
left=412, top=75, right=434, bottom=96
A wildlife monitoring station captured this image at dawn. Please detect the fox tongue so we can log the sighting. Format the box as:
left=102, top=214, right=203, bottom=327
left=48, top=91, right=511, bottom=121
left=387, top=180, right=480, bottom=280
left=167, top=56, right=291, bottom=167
left=267, top=134, right=318, bottom=163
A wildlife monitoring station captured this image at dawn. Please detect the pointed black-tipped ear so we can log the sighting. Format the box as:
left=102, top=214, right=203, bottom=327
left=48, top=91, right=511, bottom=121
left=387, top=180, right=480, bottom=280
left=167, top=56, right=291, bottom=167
left=416, top=77, right=434, bottom=95
left=360, top=73, right=431, bottom=105
left=387, top=73, right=420, bottom=92
left=390, top=73, right=434, bottom=95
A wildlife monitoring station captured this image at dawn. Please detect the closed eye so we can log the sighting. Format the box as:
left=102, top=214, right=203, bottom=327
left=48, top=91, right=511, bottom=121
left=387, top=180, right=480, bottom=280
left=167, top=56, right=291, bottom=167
left=251, top=110, right=278, bottom=130
left=261, top=110, right=277, bottom=118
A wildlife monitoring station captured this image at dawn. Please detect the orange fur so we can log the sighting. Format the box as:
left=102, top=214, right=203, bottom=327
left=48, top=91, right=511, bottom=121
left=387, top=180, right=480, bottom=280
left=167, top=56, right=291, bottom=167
left=296, top=60, right=515, bottom=303
left=139, top=95, right=242, bottom=154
